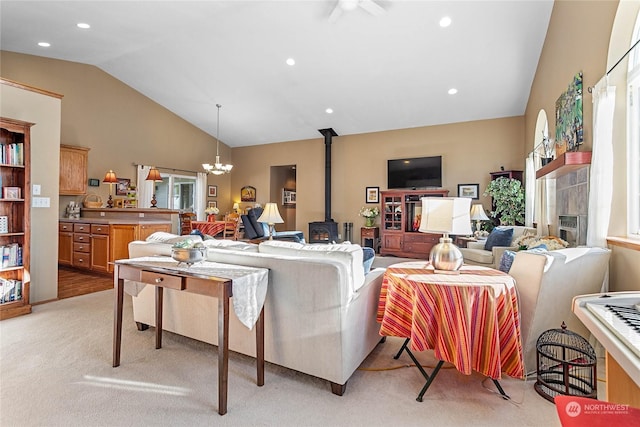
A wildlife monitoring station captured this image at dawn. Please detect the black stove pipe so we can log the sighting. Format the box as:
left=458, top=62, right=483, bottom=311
left=318, top=128, right=338, bottom=222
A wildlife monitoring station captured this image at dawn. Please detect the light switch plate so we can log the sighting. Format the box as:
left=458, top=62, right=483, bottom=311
left=32, top=184, right=41, bottom=195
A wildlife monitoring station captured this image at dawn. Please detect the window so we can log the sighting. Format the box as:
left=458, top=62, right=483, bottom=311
left=628, top=12, right=640, bottom=237
left=152, top=173, right=196, bottom=211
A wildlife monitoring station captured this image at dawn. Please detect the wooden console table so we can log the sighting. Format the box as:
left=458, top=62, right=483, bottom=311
left=112, top=257, right=269, bottom=415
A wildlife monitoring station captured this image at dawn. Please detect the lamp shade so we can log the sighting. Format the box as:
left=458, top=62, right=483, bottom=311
left=419, top=197, right=472, bottom=236
left=257, top=203, right=284, bottom=224
left=232, top=202, right=240, bottom=210
left=102, top=170, right=118, bottom=184
left=145, top=166, right=162, bottom=181
left=470, top=204, right=490, bottom=221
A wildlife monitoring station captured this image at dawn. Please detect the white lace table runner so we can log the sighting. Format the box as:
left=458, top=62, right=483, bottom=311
left=119, top=256, right=269, bottom=329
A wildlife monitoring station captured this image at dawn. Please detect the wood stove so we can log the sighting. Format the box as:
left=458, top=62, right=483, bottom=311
left=308, top=128, right=340, bottom=244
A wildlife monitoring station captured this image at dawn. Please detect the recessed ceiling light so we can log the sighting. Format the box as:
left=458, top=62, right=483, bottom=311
left=286, top=58, right=295, bottom=66
left=448, top=88, right=458, bottom=95
left=325, top=108, right=333, bottom=114
left=77, top=23, right=91, bottom=29
left=38, top=42, right=51, bottom=47
left=439, top=16, right=452, bottom=27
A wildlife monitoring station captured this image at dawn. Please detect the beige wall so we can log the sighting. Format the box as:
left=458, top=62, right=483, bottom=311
left=0, top=82, right=61, bottom=303
left=524, top=0, right=640, bottom=292
left=232, top=117, right=524, bottom=241
left=0, top=51, right=233, bottom=215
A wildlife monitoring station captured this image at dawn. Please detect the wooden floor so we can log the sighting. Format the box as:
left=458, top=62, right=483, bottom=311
left=57, top=267, right=113, bottom=300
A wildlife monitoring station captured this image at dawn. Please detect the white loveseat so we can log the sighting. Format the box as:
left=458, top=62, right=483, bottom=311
left=508, top=247, right=611, bottom=375
left=125, top=234, right=386, bottom=395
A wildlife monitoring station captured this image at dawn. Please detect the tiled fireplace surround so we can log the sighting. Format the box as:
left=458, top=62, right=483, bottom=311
left=555, top=166, right=590, bottom=246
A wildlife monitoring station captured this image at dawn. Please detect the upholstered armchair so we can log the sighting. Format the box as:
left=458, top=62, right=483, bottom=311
left=241, top=207, right=305, bottom=243
left=459, top=226, right=535, bottom=269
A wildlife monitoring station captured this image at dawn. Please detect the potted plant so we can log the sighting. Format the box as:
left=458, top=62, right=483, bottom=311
left=483, top=177, right=525, bottom=226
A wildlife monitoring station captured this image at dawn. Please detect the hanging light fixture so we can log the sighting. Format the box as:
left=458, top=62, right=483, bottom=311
left=202, top=104, right=233, bottom=175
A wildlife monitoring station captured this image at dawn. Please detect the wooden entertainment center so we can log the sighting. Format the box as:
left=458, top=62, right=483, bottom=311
left=379, top=189, right=449, bottom=258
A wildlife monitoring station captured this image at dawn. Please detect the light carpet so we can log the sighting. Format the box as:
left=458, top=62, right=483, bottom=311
left=1, top=290, right=561, bottom=426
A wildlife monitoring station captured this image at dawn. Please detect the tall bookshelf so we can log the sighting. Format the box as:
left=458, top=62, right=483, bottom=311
left=0, top=117, right=32, bottom=320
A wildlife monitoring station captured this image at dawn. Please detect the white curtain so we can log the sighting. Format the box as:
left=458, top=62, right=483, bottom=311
left=587, top=82, right=616, bottom=248
left=525, top=153, right=535, bottom=228
left=195, top=172, right=207, bottom=220
left=136, top=165, right=153, bottom=209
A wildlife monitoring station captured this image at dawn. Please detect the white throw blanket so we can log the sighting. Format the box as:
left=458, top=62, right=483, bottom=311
left=120, top=256, right=269, bottom=329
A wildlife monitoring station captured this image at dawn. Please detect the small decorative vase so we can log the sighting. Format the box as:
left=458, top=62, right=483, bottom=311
left=365, top=217, right=375, bottom=227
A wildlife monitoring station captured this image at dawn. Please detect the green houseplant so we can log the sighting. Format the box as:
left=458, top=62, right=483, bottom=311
left=483, top=177, right=525, bottom=226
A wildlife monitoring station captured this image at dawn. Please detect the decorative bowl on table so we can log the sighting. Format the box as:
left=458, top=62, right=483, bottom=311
left=171, top=247, right=206, bottom=266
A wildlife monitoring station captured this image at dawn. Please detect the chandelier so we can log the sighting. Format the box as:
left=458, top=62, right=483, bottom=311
left=202, top=104, right=233, bottom=175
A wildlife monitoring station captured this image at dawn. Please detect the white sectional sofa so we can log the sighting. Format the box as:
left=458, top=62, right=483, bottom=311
left=508, top=247, right=611, bottom=375
left=125, top=234, right=386, bottom=395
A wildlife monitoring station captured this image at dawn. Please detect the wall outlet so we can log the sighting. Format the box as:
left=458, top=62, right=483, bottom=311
left=32, top=197, right=50, bottom=208
left=100, top=212, right=105, bottom=217
left=139, top=213, right=145, bottom=218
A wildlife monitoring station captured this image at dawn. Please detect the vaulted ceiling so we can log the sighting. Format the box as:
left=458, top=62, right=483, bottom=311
left=0, top=1, right=553, bottom=147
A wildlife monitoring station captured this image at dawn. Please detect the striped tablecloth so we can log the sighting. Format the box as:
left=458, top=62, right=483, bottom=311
left=377, top=261, right=524, bottom=380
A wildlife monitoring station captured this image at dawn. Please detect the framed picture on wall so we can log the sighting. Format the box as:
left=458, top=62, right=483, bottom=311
left=365, top=186, right=379, bottom=204
left=241, top=186, right=256, bottom=202
left=457, top=183, right=479, bottom=199
left=208, top=200, right=218, bottom=209
left=282, top=189, right=296, bottom=206
left=116, top=178, right=130, bottom=196
left=208, top=185, right=217, bottom=197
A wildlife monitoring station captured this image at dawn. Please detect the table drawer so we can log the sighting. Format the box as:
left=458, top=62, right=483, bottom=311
left=73, top=233, right=90, bottom=243
left=91, top=224, right=109, bottom=235
left=73, top=223, right=90, bottom=233
left=141, top=271, right=184, bottom=290
left=73, top=252, right=90, bottom=268
left=73, top=242, right=90, bottom=253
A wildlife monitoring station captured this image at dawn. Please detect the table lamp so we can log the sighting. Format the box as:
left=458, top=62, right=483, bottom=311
left=145, top=166, right=162, bottom=208
left=257, top=202, right=284, bottom=240
left=470, top=204, right=490, bottom=233
left=232, top=202, right=240, bottom=213
left=102, top=170, right=118, bottom=208
left=419, top=197, right=472, bottom=273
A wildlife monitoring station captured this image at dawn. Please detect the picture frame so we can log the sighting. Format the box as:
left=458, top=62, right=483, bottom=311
left=208, top=200, right=218, bottom=209
left=282, top=189, right=296, bottom=206
left=116, top=178, right=130, bottom=196
left=365, top=186, right=379, bottom=204
left=241, top=186, right=256, bottom=202
left=208, top=185, right=218, bottom=197
left=3, top=187, right=21, bottom=199
left=114, top=198, right=124, bottom=208
left=88, top=178, right=100, bottom=187
left=457, top=183, right=480, bottom=200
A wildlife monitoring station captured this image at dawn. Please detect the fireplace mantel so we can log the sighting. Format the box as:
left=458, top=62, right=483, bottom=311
left=536, top=151, right=592, bottom=179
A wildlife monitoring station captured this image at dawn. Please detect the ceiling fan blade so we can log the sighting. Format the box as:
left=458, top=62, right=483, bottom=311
left=328, top=3, right=344, bottom=23
left=359, top=0, right=386, bottom=16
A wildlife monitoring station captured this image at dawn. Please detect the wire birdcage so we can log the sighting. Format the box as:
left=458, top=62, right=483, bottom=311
left=534, top=322, right=597, bottom=402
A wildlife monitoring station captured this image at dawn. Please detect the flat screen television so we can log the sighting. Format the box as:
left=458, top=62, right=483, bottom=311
left=387, top=156, right=442, bottom=189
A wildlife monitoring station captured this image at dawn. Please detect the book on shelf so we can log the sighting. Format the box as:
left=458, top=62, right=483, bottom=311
left=0, top=244, right=21, bottom=269
left=0, top=143, right=24, bottom=166
left=0, top=278, right=22, bottom=303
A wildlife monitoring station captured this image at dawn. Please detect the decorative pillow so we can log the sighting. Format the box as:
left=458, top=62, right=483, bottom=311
left=484, top=227, right=514, bottom=251
left=362, top=247, right=375, bottom=274
left=145, top=232, right=203, bottom=244
left=203, top=239, right=259, bottom=252
left=498, top=250, right=517, bottom=273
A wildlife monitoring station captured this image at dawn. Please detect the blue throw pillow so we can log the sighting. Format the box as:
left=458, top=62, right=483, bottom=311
left=362, top=247, right=375, bottom=274
left=498, top=250, right=517, bottom=273
left=484, top=227, right=514, bottom=251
